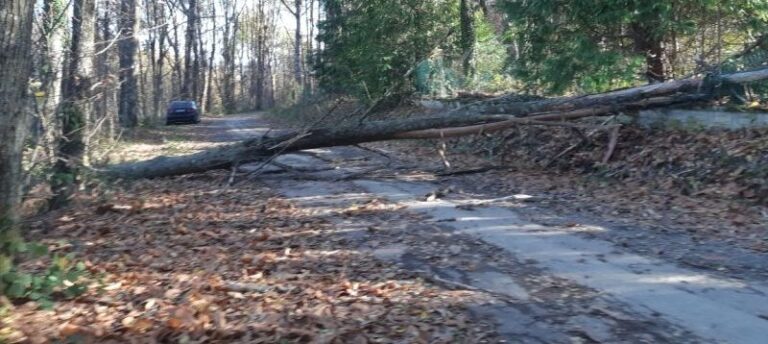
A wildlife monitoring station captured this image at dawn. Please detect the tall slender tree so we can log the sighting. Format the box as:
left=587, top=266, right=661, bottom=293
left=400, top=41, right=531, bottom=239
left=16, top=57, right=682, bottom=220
left=459, top=0, right=475, bottom=78
left=281, top=0, right=303, bottom=85
left=181, top=0, right=200, bottom=100
left=149, top=0, right=168, bottom=120
left=221, top=0, right=239, bottom=112
left=119, top=0, right=140, bottom=127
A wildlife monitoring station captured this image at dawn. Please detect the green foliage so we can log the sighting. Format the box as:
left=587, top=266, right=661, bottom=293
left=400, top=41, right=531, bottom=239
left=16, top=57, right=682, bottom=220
left=0, top=224, right=87, bottom=308
left=315, top=0, right=768, bottom=100
left=414, top=55, right=460, bottom=97
left=414, top=10, right=518, bottom=95
left=465, top=12, right=517, bottom=93
left=317, top=0, right=459, bottom=101
left=499, top=0, right=768, bottom=94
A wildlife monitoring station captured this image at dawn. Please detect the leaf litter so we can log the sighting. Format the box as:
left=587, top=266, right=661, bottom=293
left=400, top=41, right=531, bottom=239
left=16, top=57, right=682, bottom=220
left=7, top=172, right=499, bottom=343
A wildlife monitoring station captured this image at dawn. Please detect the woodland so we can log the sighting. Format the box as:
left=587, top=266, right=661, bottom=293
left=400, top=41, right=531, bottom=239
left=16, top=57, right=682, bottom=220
left=1, top=0, right=768, bottom=342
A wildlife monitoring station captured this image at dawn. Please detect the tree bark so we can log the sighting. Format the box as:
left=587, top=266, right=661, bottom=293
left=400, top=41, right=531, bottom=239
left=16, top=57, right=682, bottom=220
left=201, top=0, right=216, bottom=113
left=39, top=0, right=67, bottom=163
left=169, top=7, right=183, bottom=98
left=103, top=67, right=768, bottom=180
left=181, top=0, right=199, bottom=100
left=119, top=0, right=140, bottom=127
left=281, top=0, right=303, bottom=85
left=221, top=2, right=238, bottom=113
left=631, top=21, right=667, bottom=83
left=294, top=0, right=303, bottom=85
left=152, top=1, right=167, bottom=121
left=307, top=0, right=315, bottom=92
left=0, top=0, right=36, bottom=227
left=459, top=0, right=475, bottom=78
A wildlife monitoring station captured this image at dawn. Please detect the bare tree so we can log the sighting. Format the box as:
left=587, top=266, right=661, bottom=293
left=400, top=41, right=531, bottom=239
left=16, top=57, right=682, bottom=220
left=281, top=0, right=303, bottom=85
left=220, top=0, right=240, bottom=112
left=197, top=0, right=213, bottom=112
left=148, top=0, right=168, bottom=120
left=203, top=14, right=216, bottom=113
left=0, top=0, right=36, bottom=228
left=168, top=1, right=183, bottom=98
left=306, top=0, right=315, bottom=91
left=253, top=0, right=278, bottom=110
left=181, top=0, right=200, bottom=100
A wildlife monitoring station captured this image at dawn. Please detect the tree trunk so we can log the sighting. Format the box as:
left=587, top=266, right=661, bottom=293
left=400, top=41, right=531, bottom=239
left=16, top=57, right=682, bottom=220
left=0, top=0, right=36, bottom=228
left=169, top=10, right=183, bottom=98
left=255, top=33, right=266, bottom=110
left=459, top=0, right=475, bottom=78
left=51, top=0, right=96, bottom=208
left=152, top=2, right=167, bottom=121
left=307, top=0, right=315, bottom=92
left=119, top=0, right=140, bottom=127
left=281, top=0, right=302, bottom=85
left=294, top=0, right=303, bottom=85
left=202, top=0, right=216, bottom=113
left=96, top=10, right=119, bottom=142
left=193, top=0, right=204, bottom=104
left=103, top=67, right=768, bottom=180
left=181, top=0, right=198, bottom=100
left=631, top=22, right=667, bottom=83
left=221, top=3, right=238, bottom=113
left=39, top=0, right=67, bottom=163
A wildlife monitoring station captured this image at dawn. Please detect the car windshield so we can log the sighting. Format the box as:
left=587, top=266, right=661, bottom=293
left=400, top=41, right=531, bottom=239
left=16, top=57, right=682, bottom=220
left=169, top=101, right=195, bottom=109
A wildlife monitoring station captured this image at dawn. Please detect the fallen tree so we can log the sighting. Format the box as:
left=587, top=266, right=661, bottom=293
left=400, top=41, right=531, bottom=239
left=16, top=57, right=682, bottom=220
left=455, top=67, right=768, bottom=116
left=105, top=68, right=768, bottom=179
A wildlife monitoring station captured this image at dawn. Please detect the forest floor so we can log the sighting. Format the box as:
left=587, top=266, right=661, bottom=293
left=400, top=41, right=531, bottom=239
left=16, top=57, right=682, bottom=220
left=7, top=112, right=768, bottom=343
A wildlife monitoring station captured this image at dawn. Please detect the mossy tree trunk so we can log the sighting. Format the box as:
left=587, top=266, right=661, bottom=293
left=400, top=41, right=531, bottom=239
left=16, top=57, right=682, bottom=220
left=50, top=0, right=96, bottom=209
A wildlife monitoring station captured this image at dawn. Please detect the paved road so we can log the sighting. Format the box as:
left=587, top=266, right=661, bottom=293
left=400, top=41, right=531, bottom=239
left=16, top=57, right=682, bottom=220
left=217, top=113, right=768, bottom=344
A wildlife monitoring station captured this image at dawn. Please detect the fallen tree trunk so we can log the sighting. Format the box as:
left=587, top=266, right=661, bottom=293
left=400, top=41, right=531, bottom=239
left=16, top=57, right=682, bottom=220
left=457, top=67, right=768, bottom=116
left=104, top=68, right=768, bottom=179
left=395, top=94, right=708, bottom=139
left=105, top=112, right=508, bottom=178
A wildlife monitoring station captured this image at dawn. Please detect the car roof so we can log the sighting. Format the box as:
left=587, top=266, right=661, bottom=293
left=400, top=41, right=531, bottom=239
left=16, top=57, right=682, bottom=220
left=169, top=100, right=196, bottom=107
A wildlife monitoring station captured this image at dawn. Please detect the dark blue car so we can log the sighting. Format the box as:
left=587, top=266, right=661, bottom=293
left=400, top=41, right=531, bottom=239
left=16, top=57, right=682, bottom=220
left=166, top=100, right=201, bottom=125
